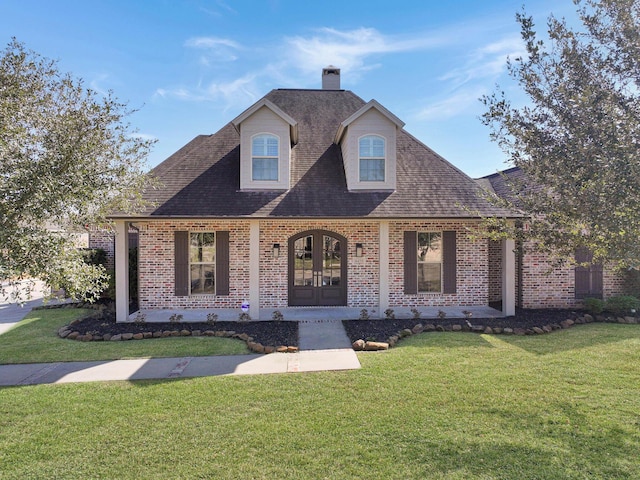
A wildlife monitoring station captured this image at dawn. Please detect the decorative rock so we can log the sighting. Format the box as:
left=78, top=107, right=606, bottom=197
left=180, top=329, right=191, bottom=336
left=435, top=325, right=444, bottom=332
left=58, top=326, right=70, bottom=336
left=583, top=314, right=594, bottom=323
left=122, top=333, right=134, bottom=340
left=560, top=319, right=574, bottom=329
left=574, top=317, right=585, bottom=324
left=286, top=346, right=298, bottom=353
left=452, top=324, right=462, bottom=331
left=103, top=334, right=112, bottom=341
left=276, top=346, right=288, bottom=353
left=513, top=328, right=526, bottom=336
left=192, top=330, right=201, bottom=336
left=170, top=330, right=180, bottom=337
left=389, top=335, right=399, bottom=344
left=92, top=335, right=103, bottom=342
left=264, top=346, right=275, bottom=354
left=483, top=327, right=493, bottom=334
left=625, top=317, right=638, bottom=324
left=503, top=327, right=513, bottom=334
left=551, top=323, right=562, bottom=330
left=67, top=331, right=80, bottom=340
left=424, top=324, right=436, bottom=331
left=364, top=341, right=389, bottom=351
left=412, top=324, right=424, bottom=334
left=203, top=330, right=215, bottom=336
left=59, top=329, right=71, bottom=339
left=493, top=327, right=503, bottom=334
left=542, top=325, right=553, bottom=333
left=110, top=334, right=122, bottom=341
left=143, top=332, right=153, bottom=339
left=532, top=327, right=545, bottom=334
left=81, top=334, right=93, bottom=342
left=248, top=342, right=264, bottom=353
left=471, top=325, right=485, bottom=333
left=132, top=333, right=144, bottom=340
left=399, top=328, right=413, bottom=338
left=352, top=339, right=366, bottom=350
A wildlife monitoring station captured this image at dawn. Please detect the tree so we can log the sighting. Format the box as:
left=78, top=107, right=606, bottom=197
left=0, top=39, right=154, bottom=302
left=482, top=0, right=640, bottom=268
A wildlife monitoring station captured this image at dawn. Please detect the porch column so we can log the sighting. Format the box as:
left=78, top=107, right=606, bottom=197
left=379, top=220, right=390, bottom=317
left=502, top=237, right=516, bottom=316
left=249, top=220, right=260, bottom=320
left=115, top=220, right=130, bottom=323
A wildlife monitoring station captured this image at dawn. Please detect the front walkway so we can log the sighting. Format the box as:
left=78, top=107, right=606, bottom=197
left=0, top=313, right=361, bottom=386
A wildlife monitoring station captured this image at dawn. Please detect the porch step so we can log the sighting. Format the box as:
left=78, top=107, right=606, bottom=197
left=298, top=319, right=352, bottom=350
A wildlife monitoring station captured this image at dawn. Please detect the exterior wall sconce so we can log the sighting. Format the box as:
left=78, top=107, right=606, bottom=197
left=356, top=243, right=363, bottom=257
left=273, top=243, right=280, bottom=258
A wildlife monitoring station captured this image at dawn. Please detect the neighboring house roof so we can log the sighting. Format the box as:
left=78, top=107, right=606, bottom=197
left=477, top=166, right=540, bottom=209
left=119, top=88, right=516, bottom=219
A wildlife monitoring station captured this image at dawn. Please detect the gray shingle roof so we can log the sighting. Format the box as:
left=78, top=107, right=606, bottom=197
left=122, top=89, right=516, bottom=219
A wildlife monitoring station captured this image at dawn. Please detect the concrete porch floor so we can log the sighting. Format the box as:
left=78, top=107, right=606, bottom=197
left=128, top=305, right=505, bottom=323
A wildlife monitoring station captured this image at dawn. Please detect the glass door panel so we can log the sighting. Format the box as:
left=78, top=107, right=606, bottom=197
left=293, top=235, right=313, bottom=286
left=322, top=235, right=341, bottom=286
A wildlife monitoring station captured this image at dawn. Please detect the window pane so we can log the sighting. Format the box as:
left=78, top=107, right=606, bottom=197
left=322, top=236, right=341, bottom=286
left=294, top=236, right=313, bottom=286
left=190, top=264, right=215, bottom=294
left=252, top=158, right=279, bottom=181
left=359, top=136, right=384, bottom=158
left=252, top=134, right=279, bottom=157
left=359, top=158, right=385, bottom=181
left=418, top=263, right=441, bottom=293
left=418, top=232, right=441, bottom=262
left=190, top=233, right=215, bottom=263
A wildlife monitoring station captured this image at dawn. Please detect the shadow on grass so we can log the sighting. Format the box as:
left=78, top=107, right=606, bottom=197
left=487, top=323, right=640, bottom=355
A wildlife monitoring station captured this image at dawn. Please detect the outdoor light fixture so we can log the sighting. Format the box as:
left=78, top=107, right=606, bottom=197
left=356, top=243, right=363, bottom=257
left=273, top=243, right=280, bottom=258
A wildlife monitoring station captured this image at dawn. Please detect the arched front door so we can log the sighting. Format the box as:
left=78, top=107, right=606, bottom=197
left=288, top=230, right=347, bottom=306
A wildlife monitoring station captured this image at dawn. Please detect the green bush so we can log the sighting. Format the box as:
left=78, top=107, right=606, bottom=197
left=80, top=248, right=108, bottom=267
left=605, top=295, right=640, bottom=316
left=583, top=297, right=605, bottom=314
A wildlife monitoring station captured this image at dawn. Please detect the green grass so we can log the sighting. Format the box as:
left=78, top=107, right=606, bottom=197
left=1, top=323, right=639, bottom=479
left=0, top=308, right=249, bottom=364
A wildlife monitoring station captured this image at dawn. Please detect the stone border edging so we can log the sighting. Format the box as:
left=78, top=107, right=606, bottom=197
left=351, top=313, right=639, bottom=351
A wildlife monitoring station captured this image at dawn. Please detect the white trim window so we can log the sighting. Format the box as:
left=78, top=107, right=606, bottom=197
left=359, top=135, right=385, bottom=181
left=252, top=134, right=279, bottom=181
left=417, top=232, right=442, bottom=293
left=190, top=232, right=215, bottom=294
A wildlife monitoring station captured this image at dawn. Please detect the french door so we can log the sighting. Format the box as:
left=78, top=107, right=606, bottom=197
left=288, top=230, right=347, bottom=306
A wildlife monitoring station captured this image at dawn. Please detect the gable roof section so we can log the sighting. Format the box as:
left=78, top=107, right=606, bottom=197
left=334, top=99, right=405, bottom=144
left=121, top=89, right=517, bottom=219
left=232, top=98, right=299, bottom=145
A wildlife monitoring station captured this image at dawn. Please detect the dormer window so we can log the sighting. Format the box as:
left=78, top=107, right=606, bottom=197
left=252, top=134, right=279, bottom=181
left=359, top=135, right=385, bottom=182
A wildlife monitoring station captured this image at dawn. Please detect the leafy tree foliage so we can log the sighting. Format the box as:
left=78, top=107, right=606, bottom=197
left=482, top=0, right=640, bottom=267
left=0, top=39, right=154, bottom=301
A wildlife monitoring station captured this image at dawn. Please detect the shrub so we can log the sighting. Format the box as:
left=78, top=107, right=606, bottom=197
left=605, top=295, right=640, bottom=316
left=384, top=308, right=395, bottom=320
left=80, top=248, right=108, bottom=267
left=583, top=297, right=605, bottom=315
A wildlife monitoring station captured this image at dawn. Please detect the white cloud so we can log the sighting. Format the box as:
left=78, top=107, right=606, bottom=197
left=154, top=73, right=260, bottom=107
left=184, top=36, right=242, bottom=64
left=416, top=88, right=486, bottom=121
left=284, top=27, right=454, bottom=81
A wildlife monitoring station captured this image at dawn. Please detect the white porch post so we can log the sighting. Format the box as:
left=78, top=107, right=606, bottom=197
left=379, top=220, right=390, bottom=318
left=115, top=220, right=130, bottom=323
left=502, top=237, right=516, bottom=316
left=249, top=220, right=260, bottom=320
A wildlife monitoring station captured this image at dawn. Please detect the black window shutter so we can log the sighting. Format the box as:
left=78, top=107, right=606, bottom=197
left=442, top=231, right=457, bottom=294
left=575, top=247, right=602, bottom=299
left=174, top=231, right=189, bottom=297
left=404, top=231, right=417, bottom=294
left=216, top=231, right=230, bottom=296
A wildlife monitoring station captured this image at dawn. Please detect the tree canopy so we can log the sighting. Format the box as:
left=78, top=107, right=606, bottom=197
left=0, top=39, right=154, bottom=301
left=482, top=0, right=640, bottom=267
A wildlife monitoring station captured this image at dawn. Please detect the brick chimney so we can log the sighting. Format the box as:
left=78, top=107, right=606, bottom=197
left=322, top=66, right=341, bottom=90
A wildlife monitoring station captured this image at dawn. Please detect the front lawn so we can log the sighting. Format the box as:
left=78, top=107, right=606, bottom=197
left=1, top=323, right=639, bottom=479
left=0, top=307, right=249, bottom=364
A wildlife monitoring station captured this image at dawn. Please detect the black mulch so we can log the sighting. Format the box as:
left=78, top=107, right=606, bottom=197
left=342, top=308, right=584, bottom=343
left=61, top=306, right=588, bottom=348
left=66, top=312, right=298, bottom=347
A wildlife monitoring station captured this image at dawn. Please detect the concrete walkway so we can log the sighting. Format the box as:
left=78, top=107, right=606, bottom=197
left=0, top=309, right=361, bottom=386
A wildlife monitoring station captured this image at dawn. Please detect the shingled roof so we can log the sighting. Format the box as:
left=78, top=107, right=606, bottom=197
left=118, top=88, right=516, bottom=219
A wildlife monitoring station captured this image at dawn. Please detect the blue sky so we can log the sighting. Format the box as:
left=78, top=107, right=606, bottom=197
left=0, top=0, right=576, bottom=178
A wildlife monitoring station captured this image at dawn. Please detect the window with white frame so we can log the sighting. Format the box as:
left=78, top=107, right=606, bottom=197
left=359, top=135, right=385, bottom=181
left=252, top=134, right=279, bottom=181
left=417, top=232, right=442, bottom=293
left=190, top=233, right=215, bottom=294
